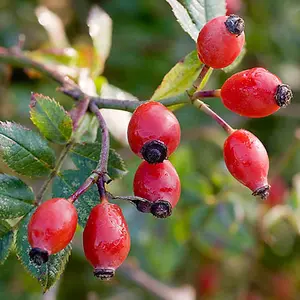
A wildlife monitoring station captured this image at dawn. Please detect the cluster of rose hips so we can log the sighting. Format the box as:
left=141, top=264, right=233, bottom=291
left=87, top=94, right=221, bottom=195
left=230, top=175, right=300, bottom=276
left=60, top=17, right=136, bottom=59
left=27, top=101, right=181, bottom=279
left=197, top=14, right=292, bottom=199
left=128, top=101, right=181, bottom=218
left=28, top=196, right=130, bottom=279
left=26, top=13, right=293, bottom=280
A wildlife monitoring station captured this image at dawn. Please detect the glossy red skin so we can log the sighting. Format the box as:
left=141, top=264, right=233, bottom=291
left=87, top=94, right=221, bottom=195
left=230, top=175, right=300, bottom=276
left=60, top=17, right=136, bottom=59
left=133, top=160, right=181, bottom=208
left=197, top=15, right=245, bottom=69
left=265, top=176, right=288, bottom=207
left=28, top=198, right=78, bottom=254
left=221, top=68, right=282, bottom=118
left=127, top=101, right=181, bottom=158
left=223, top=129, right=269, bottom=192
left=83, top=202, right=130, bottom=271
left=226, top=0, right=241, bottom=15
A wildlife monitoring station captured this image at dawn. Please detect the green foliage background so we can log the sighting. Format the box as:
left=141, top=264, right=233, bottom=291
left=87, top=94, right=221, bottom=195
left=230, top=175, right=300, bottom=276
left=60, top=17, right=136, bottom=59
left=1, top=0, right=300, bottom=299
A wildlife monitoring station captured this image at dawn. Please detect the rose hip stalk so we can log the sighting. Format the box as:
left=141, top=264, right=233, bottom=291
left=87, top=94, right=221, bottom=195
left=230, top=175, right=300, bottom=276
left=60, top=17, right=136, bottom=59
left=221, top=68, right=292, bottom=118
left=133, top=160, right=181, bottom=218
left=83, top=198, right=130, bottom=280
left=127, top=101, right=181, bottom=164
left=28, top=198, right=78, bottom=265
left=197, top=15, right=245, bottom=69
left=223, top=129, right=270, bottom=199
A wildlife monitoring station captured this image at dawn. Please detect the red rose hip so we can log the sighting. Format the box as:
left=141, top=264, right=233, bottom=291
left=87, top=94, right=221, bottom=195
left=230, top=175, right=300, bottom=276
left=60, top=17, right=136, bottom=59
left=28, top=198, right=78, bottom=265
left=221, top=68, right=292, bottom=118
left=83, top=200, right=130, bottom=280
left=223, top=129, right=270, bottom=199
left=226, top=0, right=241, bottom=15
left=197, top=15, right=245, bottom=69
left=127, top=101, right=181, bottom=164
left=133, top=160, right=181, bottom=218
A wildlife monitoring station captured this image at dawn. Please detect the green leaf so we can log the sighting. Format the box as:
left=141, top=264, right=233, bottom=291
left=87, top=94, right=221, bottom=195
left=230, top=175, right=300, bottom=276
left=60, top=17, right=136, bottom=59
left=52, top=170, right=99, bottom=227
left=16, top=211, right=72, bottom=292
left=30, top=93, right=73, bottom=144
left=0, top=174, right=35, bottom=219
left=0, top=220, right=14, bottom=264
left=166, top=0, right=226, bottom=40
left=87, top=5, right=112, bottom=76
left=166, top=0, right=199, bottom=40
left=70, top=143, right=127, bottom=180
left=151, top=51, right=202, bottom=101
left=0, top=122, right=55, bottom=177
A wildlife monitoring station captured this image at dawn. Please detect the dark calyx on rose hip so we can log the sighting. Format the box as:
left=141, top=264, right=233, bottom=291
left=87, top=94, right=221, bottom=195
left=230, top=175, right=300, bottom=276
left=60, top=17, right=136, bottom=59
left=224, top=14, right=245, bottom=36
left=133, top=160, right=180, bottom=218
left=29, top=248, right=49, bottom=265
left=127, top=101, right=181, bottom=164
left=197, top=15, right=245, bottom=69
left=223, top=129, right=270, bottom=199
left=135, top=199, right=172, bottom=218
left=275, top=84, right=293, bottom=108
left=140, top=140, right=167, bottom=164
left=83, top=201, right=130, bottom=280
left=221, top=68, right=293, bottom=118
left=28, top=198, right=78, bottom=265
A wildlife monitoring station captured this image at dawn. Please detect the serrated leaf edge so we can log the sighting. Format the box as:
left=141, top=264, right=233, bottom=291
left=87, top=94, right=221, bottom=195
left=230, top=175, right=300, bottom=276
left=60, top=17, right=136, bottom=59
left=30, top=93, right=73, bottom=144
left=0, top=221, right=15, bottom=264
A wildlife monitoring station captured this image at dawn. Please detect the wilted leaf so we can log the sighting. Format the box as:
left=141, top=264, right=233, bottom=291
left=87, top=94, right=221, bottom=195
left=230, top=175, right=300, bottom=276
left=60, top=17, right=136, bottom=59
left=70, top=143, right=127, bottom=180
left=30, top=93, right=73, bottom=144
left=87, top=5, right=112, bottom=76
left=0, top=174, right=35, bottom=219
left=0, top=220, right=14, bottom=264
left=52, top=170, right=99, bottom=227
left=0, top=122, right=55, bottom=177
left=151, top=51, right=202, bottom=102
left=16, top=211, right=72, bottom=292
left=35, top=6, right=69, bottom=48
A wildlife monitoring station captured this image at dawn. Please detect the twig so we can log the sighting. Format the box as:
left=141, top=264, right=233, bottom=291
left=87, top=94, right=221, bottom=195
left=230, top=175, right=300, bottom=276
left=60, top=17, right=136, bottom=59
left=106, top=192, right=152, bottom=210
left=119, top=261, right=196, bottom=300
left=193, top=99, right=235, bottom=135
left=68, top=173, right=98, bottom=203
left=188, top=64, right=211, bottom=96
left=89, top=101, right=109, bottom=176
left=96, top=177, right=106, bottom=200
left=192, top=89, right=221, bottom=99
left=69, top=96, right=90, bottom=130
left=68, top=101, right=111, bottom=203
left=35, top=142, right=73, bottom=204
left=0, top=46, right=191, bottom=112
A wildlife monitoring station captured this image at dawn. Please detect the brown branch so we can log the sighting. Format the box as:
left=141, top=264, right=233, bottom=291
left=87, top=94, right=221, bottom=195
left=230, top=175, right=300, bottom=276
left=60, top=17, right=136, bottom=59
left=0, top=46, right=191, bottom=112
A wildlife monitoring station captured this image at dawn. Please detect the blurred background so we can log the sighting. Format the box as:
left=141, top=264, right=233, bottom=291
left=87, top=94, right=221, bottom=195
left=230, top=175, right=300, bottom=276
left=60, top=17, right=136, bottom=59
left=1, top=0, right=300, bottom=299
